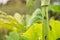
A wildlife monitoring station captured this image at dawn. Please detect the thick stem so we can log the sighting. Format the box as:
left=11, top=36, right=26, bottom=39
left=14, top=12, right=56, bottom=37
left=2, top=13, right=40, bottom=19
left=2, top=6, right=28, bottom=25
left=41, top=0, right=50, bottom=40
left=42, top=6, right=49, bottom=40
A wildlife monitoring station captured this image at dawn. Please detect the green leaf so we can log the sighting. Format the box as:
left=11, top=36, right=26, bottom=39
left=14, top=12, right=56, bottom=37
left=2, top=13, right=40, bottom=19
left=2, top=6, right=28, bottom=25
left=26, top=8, right=42, bottom=27
left=0, top=11, right=26, bottom=32
left=49, top=5, right=60, bottom=13
left=50, top=19, right=60, bottom=39
left=19, top=36, right=29, bottom=40
left=6, top=32, right=19, bottom=40
left=22, top=23, right=42, bottom=40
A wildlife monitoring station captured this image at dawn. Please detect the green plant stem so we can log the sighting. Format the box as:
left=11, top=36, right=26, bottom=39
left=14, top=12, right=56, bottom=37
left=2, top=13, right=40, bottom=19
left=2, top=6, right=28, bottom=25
left=26, top=0, right=34, bottom=14
left=42, top=6, right=49, bottom=40
left=41, top=0, right=50, bottom=40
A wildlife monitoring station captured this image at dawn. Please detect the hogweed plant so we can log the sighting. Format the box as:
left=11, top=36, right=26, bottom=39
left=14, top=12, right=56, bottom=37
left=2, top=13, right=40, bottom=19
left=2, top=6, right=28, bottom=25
left=0, top=0, right=60, bottom=40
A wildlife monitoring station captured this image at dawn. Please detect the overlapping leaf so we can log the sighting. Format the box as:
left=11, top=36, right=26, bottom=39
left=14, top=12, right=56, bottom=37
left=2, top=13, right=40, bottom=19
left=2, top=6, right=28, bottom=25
left=22, top=19, right=60, bottom=40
